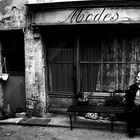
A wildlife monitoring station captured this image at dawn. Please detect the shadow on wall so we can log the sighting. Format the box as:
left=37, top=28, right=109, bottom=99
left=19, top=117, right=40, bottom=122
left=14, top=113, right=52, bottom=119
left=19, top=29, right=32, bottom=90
left=3, top=75, right=25, bottom=113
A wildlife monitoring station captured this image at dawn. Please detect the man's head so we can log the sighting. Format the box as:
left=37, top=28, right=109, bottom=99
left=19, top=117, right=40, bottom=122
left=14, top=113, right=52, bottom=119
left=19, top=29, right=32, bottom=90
left=136, top=72, right=140, bottom=84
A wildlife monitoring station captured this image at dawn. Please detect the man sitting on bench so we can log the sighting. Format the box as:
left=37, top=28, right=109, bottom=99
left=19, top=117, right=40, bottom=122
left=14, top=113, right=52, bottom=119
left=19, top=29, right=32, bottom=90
left=126, top=72, right=140, bottom=137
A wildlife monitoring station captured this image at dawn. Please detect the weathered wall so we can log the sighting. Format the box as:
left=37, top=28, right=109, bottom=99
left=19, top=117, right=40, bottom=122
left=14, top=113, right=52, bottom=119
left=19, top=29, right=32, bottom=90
left=0, top=0, right=26, bottom=30
left=0, top=0, right=48, bottom=116
left=24, top=28, right=47, bottom=117
left=0, top=0, right=26, bottom=109
left=0, top=40, right=3, bottom=107
left=26, top=0, right=85, bottom=3
left=3, top=76, right=25, bottom=111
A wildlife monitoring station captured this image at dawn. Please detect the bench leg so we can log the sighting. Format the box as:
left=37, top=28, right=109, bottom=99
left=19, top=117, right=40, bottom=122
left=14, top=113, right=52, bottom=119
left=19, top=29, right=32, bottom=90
left=111, top=117, right=113, bottom=132
left=110, top=114, right=115, bottom=133
left=74, top=112, right=76, bottom=122
left=70, top=113, right=73, bottom=130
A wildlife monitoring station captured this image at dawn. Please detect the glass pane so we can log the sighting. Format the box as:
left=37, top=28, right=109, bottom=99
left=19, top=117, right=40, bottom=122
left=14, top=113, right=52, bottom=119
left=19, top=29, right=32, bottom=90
left=102, top=64, right=115, bottom=92
left=118, top=39, right=125, bottom=62
left=137, top=64, right=140, bottom=72
left=80, top=64, right=101, bottom=92
left=125, top=64, right=137, bottom=87
left=135, top=37, right=140, bottom=62
left=49, top=64, right=73, bottom=92
left=115, top=64, right=125, bottom=90
left=126, top=37, right=136, bottom=62
left=48, top=48, right=73, bottom=61
left=101, top=64, right=125, bottom=91
left=102, top=37, right=124, bottom=62
left=79, top=35, right=101, bottom=61
left=1, top=31, right=24, bottom=73
left=48, top=37, right=74, bottom=61
left=44, top=28, right=74, bottom=62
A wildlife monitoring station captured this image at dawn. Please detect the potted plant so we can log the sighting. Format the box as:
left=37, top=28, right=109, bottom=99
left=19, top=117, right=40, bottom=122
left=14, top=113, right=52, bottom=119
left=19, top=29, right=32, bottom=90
left=76, top=91, right=91, bottom=106
left=1, top=73, right=9, bottom=81
left=103, top=92, right=126, bottom=121
left=0, top=57, right=9, bottom=81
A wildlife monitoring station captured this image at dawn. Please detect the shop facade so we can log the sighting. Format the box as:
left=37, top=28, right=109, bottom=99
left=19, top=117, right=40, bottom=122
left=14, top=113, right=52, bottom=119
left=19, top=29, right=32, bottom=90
left=0, top=0, right=26, bottom=114
left=1, top=0, right=140, bottom=117
left=25, top=0, right=140, bottom=116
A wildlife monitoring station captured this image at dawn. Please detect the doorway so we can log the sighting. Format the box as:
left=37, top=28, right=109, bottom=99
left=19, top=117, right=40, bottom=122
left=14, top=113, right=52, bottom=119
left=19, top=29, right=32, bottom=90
left=0, top=30, right=25, bottom=112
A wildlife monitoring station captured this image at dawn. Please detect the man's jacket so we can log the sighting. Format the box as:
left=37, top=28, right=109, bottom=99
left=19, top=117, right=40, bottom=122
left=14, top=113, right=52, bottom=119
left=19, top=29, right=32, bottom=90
left=125, top=83, right=140, bottom=111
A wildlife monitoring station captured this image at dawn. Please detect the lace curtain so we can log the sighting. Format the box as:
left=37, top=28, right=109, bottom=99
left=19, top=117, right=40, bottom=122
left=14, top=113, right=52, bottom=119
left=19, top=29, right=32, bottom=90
left=80, top=32, right=140, bottom=92
left=42, top=26, right=140, bottom=93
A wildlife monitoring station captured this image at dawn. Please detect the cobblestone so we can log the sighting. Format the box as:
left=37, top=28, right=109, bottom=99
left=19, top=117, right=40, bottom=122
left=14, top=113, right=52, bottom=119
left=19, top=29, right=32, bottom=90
left=0, top=124, right=139, bottom=140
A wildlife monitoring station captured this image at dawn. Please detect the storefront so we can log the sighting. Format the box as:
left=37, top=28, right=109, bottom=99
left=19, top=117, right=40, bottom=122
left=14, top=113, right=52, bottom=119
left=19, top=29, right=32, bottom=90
left=25, top=1, right=140, bottom=116
left=0, top=0, right=26, bottom=114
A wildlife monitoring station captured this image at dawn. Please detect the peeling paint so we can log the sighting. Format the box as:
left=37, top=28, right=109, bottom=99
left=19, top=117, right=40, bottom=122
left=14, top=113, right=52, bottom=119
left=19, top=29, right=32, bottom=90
left=0, top=0, right=26, bottom=30
left=0, top=0, right=11, bottom=15
left=25, top=29, right=46, bottom=117
left=11, top=0, right=26, bottom=9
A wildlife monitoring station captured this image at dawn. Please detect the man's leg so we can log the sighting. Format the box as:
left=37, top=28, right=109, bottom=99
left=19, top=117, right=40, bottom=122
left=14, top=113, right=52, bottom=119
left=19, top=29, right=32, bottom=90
left=127, top=110, right=136, bottom=137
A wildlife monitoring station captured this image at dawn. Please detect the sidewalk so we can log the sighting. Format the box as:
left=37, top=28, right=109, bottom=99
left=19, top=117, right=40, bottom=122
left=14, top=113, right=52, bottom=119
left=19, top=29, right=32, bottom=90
left=0, top=113, right=127, bottom=133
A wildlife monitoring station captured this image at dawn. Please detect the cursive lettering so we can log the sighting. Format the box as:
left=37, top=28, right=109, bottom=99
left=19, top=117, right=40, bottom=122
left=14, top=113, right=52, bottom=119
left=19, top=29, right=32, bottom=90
left=93, top=8, right=106, bottom=22
left=110, top=12, right=119, bottom=22
left=58, top=8, right=131, bottom=24
left=85, top=14, right=93, bottom=22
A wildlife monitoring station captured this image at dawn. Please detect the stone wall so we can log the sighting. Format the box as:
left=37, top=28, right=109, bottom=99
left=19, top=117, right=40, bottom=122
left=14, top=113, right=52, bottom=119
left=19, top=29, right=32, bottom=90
left=0, top=40, right=3, bottom=107
left=0, top=0, right=26, bottom=30
left=24, top=28, right=47, bottom=117
left=0, top=0, right=48, bottom=117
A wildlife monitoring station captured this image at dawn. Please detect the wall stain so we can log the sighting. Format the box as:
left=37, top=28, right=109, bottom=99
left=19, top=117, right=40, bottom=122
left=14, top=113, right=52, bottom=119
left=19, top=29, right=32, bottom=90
left=0, top=0, right=26, bottom=29
left=0, top=0, right=11, bottom=15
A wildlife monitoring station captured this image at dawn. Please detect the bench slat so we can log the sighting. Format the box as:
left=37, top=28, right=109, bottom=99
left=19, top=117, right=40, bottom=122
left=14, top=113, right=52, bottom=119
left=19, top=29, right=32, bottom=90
left=67, top=105, right=126, bottom=132
left=67, top=105, right=125, bottom=114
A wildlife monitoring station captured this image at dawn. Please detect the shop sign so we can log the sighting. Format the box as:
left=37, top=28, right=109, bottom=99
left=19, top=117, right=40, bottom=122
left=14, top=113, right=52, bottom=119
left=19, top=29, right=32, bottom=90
left=32, top=8, right=140, bottom=25
left=26, top=0, right=90, bottom=4
left=26, top=0, right=46, bottom=4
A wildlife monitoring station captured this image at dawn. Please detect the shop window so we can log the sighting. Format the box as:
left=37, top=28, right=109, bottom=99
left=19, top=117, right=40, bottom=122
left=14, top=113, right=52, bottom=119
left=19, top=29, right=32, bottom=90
left=79, top=34, right=101, bottom=92
left=79, top=26, right=140, bottom=92
left=0, top=30, right=25, bottom=75
left=43, top=25, right=140, bottom=94
left=42, top=27, right=75, bottom=92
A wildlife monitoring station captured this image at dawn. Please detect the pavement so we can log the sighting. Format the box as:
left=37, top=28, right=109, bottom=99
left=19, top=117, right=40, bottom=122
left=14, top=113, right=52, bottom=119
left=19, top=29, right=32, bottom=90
left=0, top=112, right=127, bottom=132
left=1, top=113, right=140, bottom=139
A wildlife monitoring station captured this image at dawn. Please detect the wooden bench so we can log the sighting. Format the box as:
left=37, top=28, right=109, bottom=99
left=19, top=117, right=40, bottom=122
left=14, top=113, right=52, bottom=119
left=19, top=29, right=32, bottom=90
left=67, top=105, right=126, bottom=132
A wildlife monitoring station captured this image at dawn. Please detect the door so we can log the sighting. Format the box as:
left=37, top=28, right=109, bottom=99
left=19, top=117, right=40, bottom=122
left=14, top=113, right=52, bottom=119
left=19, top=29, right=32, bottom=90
left=0, top=30, right=25, bottom=112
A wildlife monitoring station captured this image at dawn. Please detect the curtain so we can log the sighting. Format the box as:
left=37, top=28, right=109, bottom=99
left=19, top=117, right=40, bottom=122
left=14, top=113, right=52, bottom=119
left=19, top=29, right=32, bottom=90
left=47, top=34, right=74, bottom=92
left=43, top=26, right=140, bottom=93
left=79, top=27, right=140, bottom=92
left=79, top=35, right=101, bottom=92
